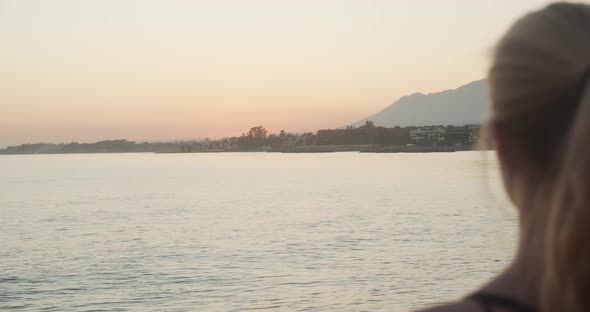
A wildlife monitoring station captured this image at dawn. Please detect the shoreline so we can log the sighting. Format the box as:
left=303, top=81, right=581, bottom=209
left=0, top=145, right=479, bottom=155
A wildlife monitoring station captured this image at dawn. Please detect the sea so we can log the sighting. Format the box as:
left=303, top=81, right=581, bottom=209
left=0, top=151, right=517, bottom=311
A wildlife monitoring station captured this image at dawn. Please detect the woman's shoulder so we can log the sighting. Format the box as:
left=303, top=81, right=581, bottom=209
left=415, top=300, right=482, bottom=312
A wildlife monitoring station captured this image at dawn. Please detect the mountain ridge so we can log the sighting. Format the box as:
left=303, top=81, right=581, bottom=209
left=349, top=79, right=489, bottom=127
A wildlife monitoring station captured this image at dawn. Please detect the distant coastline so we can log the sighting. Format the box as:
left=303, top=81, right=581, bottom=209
left=0, top=122, right=482, bottom=155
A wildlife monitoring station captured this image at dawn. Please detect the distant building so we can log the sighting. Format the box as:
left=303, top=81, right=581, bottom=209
left=409, top=126, right=445, bottom=145
left=466, top=124, right=482, bottom=145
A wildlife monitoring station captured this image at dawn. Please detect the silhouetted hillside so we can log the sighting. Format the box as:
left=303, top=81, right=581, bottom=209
left=350, top=80, right=488, bottom=127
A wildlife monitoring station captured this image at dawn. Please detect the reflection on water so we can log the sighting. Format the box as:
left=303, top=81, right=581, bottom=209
left=0, top=151, right=516, bottom=311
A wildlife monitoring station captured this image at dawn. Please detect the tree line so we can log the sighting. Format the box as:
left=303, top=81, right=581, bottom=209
left=0, top=122, right=480, bottom=154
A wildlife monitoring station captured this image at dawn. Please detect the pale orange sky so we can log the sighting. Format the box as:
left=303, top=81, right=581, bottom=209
left=0, top=0, right=580, bottom=145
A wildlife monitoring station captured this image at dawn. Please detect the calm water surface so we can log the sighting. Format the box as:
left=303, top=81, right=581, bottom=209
left=1, top=151, right=517, bottom=311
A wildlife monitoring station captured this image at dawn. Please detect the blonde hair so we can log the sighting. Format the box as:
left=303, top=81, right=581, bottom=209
left=489, top=2, right=590, bottom=311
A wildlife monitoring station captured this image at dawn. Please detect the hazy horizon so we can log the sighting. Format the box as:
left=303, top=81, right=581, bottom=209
left=1, top=0, right=580, bottom=146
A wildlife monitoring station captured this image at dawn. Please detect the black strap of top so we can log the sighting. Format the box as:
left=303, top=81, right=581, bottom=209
left=468, top=292, right=538, bottom=312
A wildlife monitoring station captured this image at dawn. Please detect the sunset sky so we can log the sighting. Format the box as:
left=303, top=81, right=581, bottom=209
left=0, top=0, right=579, bottom=146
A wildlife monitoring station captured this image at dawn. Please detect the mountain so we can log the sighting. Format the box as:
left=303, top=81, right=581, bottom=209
left=349, top=79, right=489, bottom=127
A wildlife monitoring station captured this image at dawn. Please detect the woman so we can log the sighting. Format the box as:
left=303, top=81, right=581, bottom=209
left=420, top=2, right=590, bottom=312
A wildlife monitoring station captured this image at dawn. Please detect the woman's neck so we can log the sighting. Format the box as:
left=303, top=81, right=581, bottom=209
left=480, top=214, right=547, bottom=307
